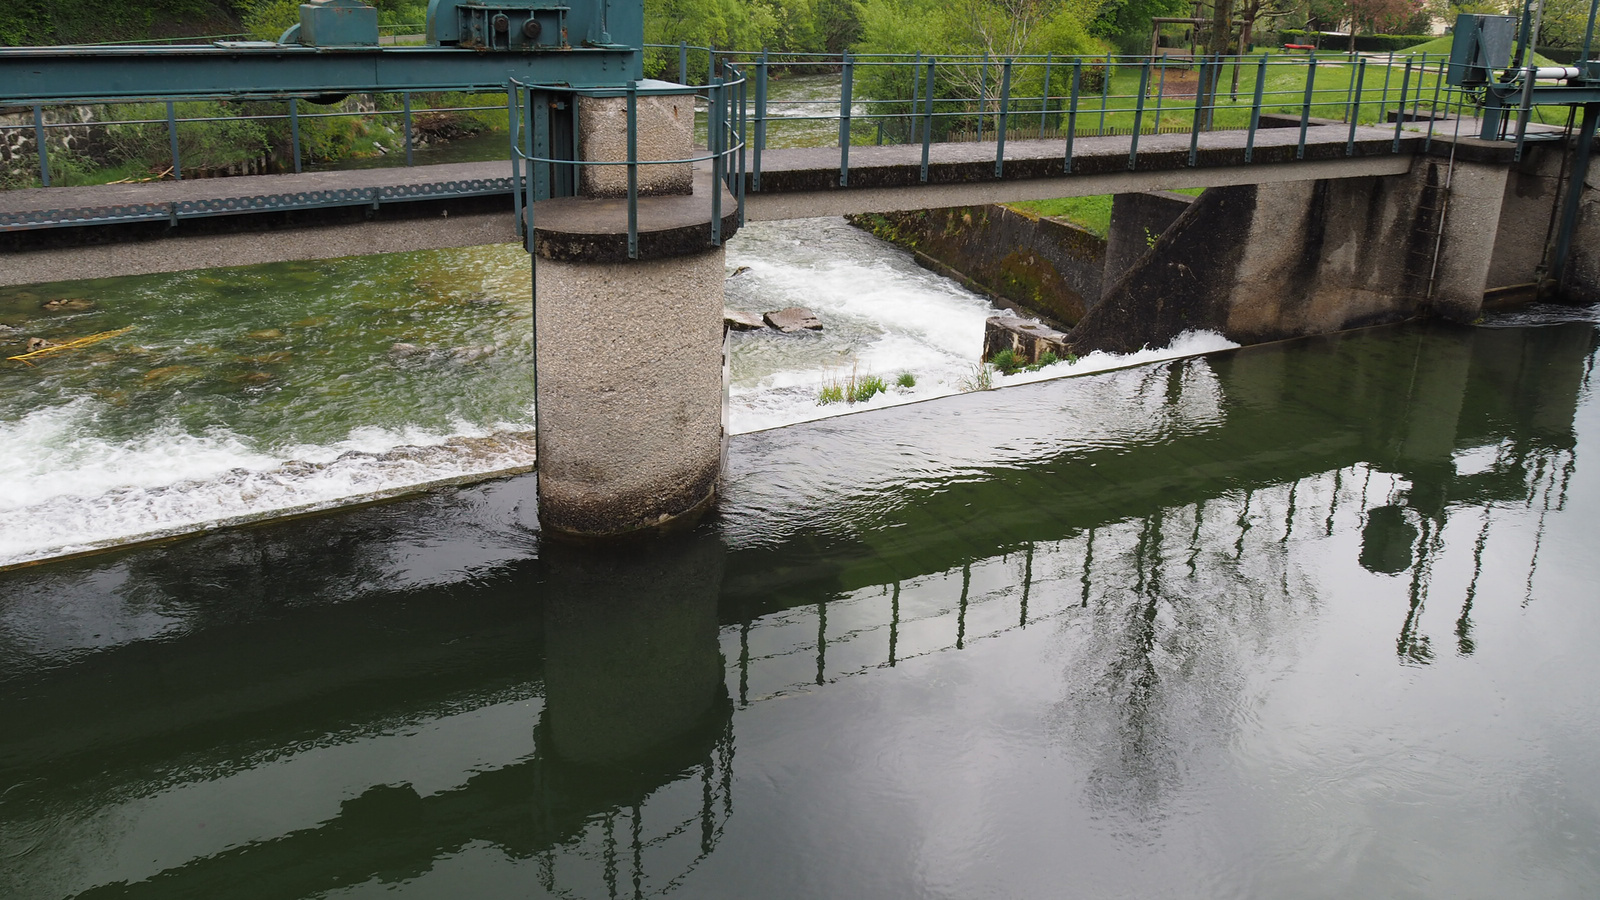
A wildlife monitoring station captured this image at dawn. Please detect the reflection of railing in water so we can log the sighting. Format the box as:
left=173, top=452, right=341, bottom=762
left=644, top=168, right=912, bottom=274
left=725, top=440, right=1578, bottom=707
left=537, top=719, right=735, bottom=900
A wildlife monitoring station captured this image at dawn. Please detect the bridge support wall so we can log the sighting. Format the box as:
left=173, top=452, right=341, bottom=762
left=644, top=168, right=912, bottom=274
left=1067, top=155, right=1512, bottom=355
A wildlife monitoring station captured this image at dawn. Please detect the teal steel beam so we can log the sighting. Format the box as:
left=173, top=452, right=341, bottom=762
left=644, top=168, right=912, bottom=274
left=0, top=46, right=641, bottom=105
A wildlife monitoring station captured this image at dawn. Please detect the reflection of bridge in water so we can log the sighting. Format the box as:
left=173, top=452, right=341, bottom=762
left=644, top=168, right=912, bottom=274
left=0, top=318, right=1591, bottom=897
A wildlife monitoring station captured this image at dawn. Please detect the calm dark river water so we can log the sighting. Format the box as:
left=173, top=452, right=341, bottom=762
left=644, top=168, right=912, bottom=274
left=2, top=314, right=1597, bottom=899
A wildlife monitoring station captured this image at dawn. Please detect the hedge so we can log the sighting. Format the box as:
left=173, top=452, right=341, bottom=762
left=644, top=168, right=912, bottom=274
left=1277, top=30, right=1433, bottom=53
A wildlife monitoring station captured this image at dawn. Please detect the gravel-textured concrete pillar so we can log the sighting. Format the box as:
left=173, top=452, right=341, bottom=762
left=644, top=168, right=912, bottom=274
left=534, top=247, right=727, bottom=536
left=530, top=86, right=737, bottom=539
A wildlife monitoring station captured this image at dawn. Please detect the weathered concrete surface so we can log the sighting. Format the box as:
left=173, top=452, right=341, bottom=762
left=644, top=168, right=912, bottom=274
left=1428, top=157, right=1509, bottom=321
left=744, top=150, right=1415, bottom=221
left=1103, top=191, right=1193, bottom=301
left=852, top=205, right=1104, bottom=327
left=1486, top=142, right=1563, bottom=296
left=577, top=86, right=695, bottom=198
left=531, top=173, right=738, bottom=262
left=533, top=247, right=725, bottom=537
left=982, top=316, right=1071, bottom=363
left=0, top=209, right=516, bottom=287
left=1067, top=152, right=1506, bottom=355
left=1566, top=149, right=1600, bottom=304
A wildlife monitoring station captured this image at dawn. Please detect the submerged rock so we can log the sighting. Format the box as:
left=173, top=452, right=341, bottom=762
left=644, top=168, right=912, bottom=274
left=724, top=308, right=766, bottom=331
left=26, top=337, right=58, bottom=351
left=451, top=345, right=497, bottom=363
left=246, top=328, right=284, bottom=341
left=763, top=307, right=823, bottom=333
left=42, top=298, right=96, bottom=313
left=389, top=342, right=425, bottom=359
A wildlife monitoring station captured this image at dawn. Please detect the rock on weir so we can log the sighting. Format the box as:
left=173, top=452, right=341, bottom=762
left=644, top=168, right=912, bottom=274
left=530, top=82, right=736, bottom=540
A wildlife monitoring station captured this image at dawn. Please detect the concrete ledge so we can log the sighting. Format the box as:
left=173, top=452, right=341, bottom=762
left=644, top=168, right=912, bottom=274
left=531, top=175, right=739, bottom=263
left=0, top=210, right=517, bottom=287
left=748, top=125, right=1414, bottom=195
left=744, top=154, right=1414, bottom=220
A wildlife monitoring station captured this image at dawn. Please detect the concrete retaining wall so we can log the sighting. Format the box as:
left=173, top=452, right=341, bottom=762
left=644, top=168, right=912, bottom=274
left=851, top=205, right=1106, bottom=326
left=1102, top=190, right=1194, bottom=300
left=1067, top=153, right=1515, bottom=355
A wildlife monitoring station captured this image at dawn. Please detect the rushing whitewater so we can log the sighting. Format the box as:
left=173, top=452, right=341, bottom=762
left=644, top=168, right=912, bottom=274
left=0, top=217, right=1234, bottom=566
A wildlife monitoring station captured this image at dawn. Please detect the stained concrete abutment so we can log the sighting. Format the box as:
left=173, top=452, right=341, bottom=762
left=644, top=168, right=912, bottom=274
left=529, top=88, right=733, bottom=540
left=1065, top=139, right=1526, bottom=357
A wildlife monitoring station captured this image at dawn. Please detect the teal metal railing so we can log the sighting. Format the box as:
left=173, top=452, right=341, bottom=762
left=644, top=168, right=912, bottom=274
left=508, top=64, right=747, bottom=260
left=2, top=90, right=505, bottom=187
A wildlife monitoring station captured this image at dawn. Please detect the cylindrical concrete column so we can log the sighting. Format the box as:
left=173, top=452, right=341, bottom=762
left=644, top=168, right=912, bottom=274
left=534, top=247, right=727, bottom=536
left=529, top=86, right=736, bottom=539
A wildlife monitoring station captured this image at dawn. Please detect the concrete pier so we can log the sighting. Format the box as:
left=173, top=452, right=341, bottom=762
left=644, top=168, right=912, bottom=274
left=530, top=88, right=733, bottom=539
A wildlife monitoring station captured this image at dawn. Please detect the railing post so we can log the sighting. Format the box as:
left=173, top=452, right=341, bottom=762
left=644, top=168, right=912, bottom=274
left=840, top=51, right=853, bottom=186
left=1512, top=63, right=1533, bottom=161
left=1425, top=59, right=1444, bottom=152
left=978, top=52, right=988, bottom=142
left=1188, top=56, right=1208, bottom=166
left=737, top=66, right=747, bottom=225
left=1378, top=51, right=1394, bottom=122
left=524, top=88, right=537, bottom=330
left=1066, top=59, right=1081, bottom=172
left=166, top=100, right=183, bottom=180
left=1298, top=53, right=1317, bottom=160
left=755, top=50, right=768, bottom=191
left=921, top=58, right=936, bottom=182
left=1343, top=53, right=1357, bottom=122
left=1393, top=59, right=1413, bottom=155
left=402, top=91, right=414, bottom=166
left=31, top=105, right=50, bottom=187
left=626, top=82, right=638, bottom=259
left=1129, top=59, right=1151, bottom=170
left=1154, top=60, right=1166, bottom=134
left=1245, top=54, right=1266, bottom=162
left=509, top=86, right=523, bottom=243
left=289, top=97, right=302, bottom=174
left=1347, top=58, right=1367, bottom=156
left=1411, top=52, right=1427, bottom=127
left=911, top=51, right=922, bottom=144
left=711, top=76, right=724, bottom=246
left=995, top=58, right=1012, bottom=177
left=1040, top=51, right=1053, bottom=138
left=1099, top=54, right=1110, bottom=135
left=680, top=40, right=688, bottom=83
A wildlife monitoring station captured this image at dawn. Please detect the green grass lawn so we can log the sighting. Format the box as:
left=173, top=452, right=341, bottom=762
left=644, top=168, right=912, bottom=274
left=1007, top=187, right=1202, bottom=236
left=1395, top=34, right=1561, bottom=66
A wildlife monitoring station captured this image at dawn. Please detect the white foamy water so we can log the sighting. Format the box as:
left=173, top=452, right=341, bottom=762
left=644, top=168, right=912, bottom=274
left=0, top=407, right=536, bottom=567
left=723, top=218, right=1237, bottom=433
left=2, top=217, right=1239, bottom=567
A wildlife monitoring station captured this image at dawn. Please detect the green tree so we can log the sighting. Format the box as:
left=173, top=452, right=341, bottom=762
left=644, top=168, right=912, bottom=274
left=853, top=0, right=1107, bottom=138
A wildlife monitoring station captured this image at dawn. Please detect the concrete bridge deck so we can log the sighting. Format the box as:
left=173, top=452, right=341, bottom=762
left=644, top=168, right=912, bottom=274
left=0, top=121, right=1485, bottom=286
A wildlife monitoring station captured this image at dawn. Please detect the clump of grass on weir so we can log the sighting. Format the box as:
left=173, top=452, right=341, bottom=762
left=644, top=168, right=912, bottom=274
left=817, top=364, right=892, bottom=406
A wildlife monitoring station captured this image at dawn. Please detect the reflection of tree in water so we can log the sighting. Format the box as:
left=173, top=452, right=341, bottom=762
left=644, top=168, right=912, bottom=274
left=1051, top=494, right=1320, bottom=826
left=1379, top=437, right=1578, bottom=667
